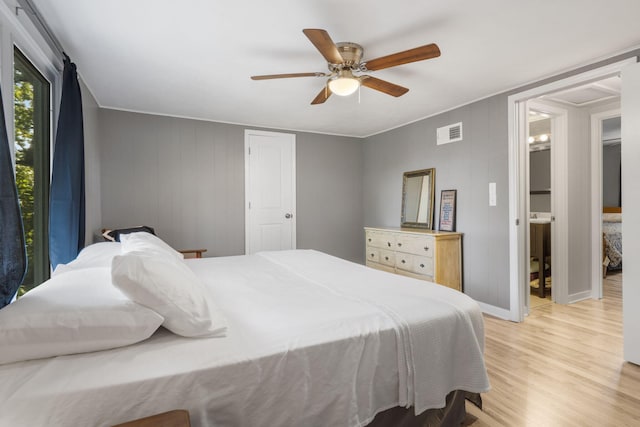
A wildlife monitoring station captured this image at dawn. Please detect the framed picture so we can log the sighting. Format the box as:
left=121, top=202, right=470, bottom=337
left=439, top=190, right=457, bottom=232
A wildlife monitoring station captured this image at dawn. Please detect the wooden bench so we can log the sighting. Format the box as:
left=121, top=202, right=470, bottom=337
left=178, top=248, right=207, bottom=259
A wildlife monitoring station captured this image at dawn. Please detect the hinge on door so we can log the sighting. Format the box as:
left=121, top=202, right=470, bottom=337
left=516, top=219, right=520, bottom=226
left=248, top=146, right=251, bottom=155
left=248, top=201, right=251, bottom=209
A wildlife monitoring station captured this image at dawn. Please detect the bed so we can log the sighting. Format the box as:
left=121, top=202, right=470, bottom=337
left=603, top=207, right=622, bottom=274
left=0, top=235, right=489, bottom=427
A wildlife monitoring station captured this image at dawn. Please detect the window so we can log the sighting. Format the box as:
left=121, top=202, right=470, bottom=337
left=14, top=48, right=51, bottom=295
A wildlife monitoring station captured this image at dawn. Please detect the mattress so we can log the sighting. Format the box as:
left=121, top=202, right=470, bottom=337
left=0, top=249, right=489, bottom=426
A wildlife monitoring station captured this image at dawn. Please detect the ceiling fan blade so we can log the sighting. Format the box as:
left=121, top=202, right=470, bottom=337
left=251, top=72, right=327, bottom=80
left=302, top=29, right=344, bottom=64
left=361, top=76, right=409, bottom=97
left=364, top=43, right=441, bottom=71
left=311, top=86, right=332, bottom=105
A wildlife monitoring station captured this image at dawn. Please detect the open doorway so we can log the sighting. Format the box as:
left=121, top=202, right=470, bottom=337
left=601, top=117, right=622, bottom=277
left=523, top=100, right=568, bottom=313
left=507, top=58, right=633, bottom=322
left=527, top=108, right=554, bottom=309
left=526, top=82, right=621, bottom=315
left=591, top=111, right=622, bottom=299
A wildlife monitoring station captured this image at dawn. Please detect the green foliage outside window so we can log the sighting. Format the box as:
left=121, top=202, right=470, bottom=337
left=15, top=66, right=36, bottom=296
left=12, top=48, right=51, bottom=298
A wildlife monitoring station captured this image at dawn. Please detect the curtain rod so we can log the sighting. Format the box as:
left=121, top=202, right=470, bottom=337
left=16, top=0, right=65, bottom=60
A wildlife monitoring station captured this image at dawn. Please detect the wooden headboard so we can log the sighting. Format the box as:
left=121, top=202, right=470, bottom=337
left=603, top=207, right=622, bottom=214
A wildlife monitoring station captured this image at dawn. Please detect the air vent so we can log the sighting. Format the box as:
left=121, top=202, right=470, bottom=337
left=437, top=122, right=463, bottom=145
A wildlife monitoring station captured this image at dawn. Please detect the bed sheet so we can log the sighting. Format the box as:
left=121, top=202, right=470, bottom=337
left=0, top=250, right=489, bottom=427
left=603, top=221, right=622, bottom=269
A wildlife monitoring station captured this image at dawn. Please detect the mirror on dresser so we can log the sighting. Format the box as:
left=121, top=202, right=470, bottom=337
left=401, top=168, right=435, bottom=229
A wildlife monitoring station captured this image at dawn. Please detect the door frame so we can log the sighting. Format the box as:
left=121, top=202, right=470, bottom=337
left=507, top=58, right=634, bottom=321
left=244, top=129, right=296, bottom=254
left=590, top=108, right=621, bottom=299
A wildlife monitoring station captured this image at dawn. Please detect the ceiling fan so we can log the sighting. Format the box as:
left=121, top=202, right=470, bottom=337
left=251, top=29, right=441, bottom=105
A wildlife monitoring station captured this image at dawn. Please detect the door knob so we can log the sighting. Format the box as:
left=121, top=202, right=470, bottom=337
left=285, top=213, right=292, bottom=219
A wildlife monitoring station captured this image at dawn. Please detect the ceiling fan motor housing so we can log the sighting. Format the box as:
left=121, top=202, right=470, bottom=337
left=333, top=42, right=363, bottom=70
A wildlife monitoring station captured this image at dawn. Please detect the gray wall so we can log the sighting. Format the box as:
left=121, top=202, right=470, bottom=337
left=564, top=102, right=592, bottom=299
left=98, top=110, right=363, bottom=262
left=295, top=132, right=363, bottom=263
left=363, top=96, right=511, bottom=309
left=81, top=78, right=102, bottom=244
left=603, top=144, right=621, bottom=207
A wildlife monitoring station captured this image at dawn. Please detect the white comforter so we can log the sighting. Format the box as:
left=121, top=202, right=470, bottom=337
left=0, top=250, right=489, bottom=426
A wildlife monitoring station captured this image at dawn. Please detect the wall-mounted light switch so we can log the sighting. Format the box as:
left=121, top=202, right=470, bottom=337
left=489, top=182, right=497, bottom=206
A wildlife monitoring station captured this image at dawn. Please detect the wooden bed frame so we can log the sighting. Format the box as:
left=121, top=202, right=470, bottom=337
left=603, top=206, right=622, bottom=213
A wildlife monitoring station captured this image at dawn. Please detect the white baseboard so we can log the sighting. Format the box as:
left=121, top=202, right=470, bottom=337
left=476, top=301, right=513, bottom=321
left=568, top=290, right=593, bottom=304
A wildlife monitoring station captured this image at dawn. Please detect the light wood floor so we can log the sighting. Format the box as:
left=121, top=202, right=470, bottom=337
left=465, top=272, right=640, bottom=426
left=529, top=290, right=552, bottom=309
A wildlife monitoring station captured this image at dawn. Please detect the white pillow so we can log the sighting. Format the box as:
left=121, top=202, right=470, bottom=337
left=603, top=212, right=622, bottom=223
left=52, top=242, right=122, bottom=276
left=111, top=251, right=226, bottom=338
left=120, top=232, right=184, bottom=260
left=0, top=268, right=164, bottom=365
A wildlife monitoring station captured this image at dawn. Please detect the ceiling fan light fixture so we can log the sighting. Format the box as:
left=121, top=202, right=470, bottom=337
left=328, top=70, right=360, bottom=96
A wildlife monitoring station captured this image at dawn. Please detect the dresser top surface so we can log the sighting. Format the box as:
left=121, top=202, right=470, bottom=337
left=365, top=226, right=462, bottom=236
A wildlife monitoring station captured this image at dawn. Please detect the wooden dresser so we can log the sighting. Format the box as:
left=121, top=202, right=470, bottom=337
left=364, top=227, right=463, bottom=291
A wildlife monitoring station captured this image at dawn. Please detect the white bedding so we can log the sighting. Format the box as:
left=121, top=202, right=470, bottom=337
left=0, top=250, right=489, bottom=426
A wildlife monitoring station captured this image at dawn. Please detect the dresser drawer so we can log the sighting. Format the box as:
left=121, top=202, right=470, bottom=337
left=366, top=230, right=396, bottom=249
left=379, top=249, right=396, bottom=267
left=395, top=253, right=413, bottom=272
left=366, top=247, right=380, bottom=263
left=395, top=234, right=434, bottom=257
left=411, top=255, right=434, bottom=276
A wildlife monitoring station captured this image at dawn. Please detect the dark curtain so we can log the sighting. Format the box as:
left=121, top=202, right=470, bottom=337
left=49, top=54, right=85, bottom=269
left=0, top=86, right=27, bottom=308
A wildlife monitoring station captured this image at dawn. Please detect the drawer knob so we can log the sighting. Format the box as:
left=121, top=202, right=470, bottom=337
left=401, top=259, right=406, bottom=264
left=397, top=242, right=402, bottom=247
left=368, top=238, right=371, bottom=242
left=420, top=263, right=425, bottom=268
left=387, top=242, right=391, bottom=247
left=370, top=253, right=374, bottom=258
left=424, top=246, right=429, bottom=251
left=385, top=256, right=389, bottom=261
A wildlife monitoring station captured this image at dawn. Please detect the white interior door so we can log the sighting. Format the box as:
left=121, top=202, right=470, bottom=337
left=621, top=61, right=640, bottom=364
left=244, top=130, right=296, bottom=254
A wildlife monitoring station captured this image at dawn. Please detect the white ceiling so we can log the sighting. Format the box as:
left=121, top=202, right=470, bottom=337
left=31, top=0, right=640, bottom=137
left=545, top=76, right=621, bottom=107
